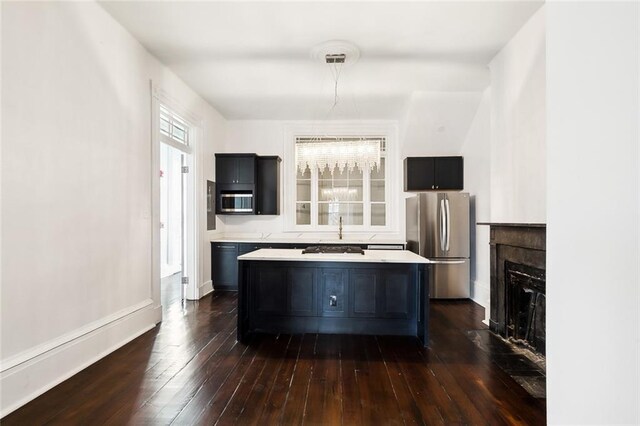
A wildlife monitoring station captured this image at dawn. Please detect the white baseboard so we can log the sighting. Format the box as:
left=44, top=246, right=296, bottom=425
left=153, top=305, right=163, bottom=324
left=199, top=280, right=213, bottom=298
left=471, top=280, right=490, bottom=325
left=0, top=300, right=157, bottom=417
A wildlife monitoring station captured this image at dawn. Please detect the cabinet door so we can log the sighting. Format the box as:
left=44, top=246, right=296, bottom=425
left=404, top=157, right=435, bottom=191
left=254, top=266, right=287, bottom=315
left=349, top=270, right=378, bottom=317
left=382, top=271, right=412, bottom=319
left=235, top=156, right=256, bottom=184
left=319, top=269, right=348, bottom=317
left=215, top=157, right=237, bottom=184
left=434, top=157, right=463, bottom=190
left=212, top=244, right=238, bottom=290
left=256, top=157, right=280, bottom=215
left=238, top=243, right=264, bottom=256
left=288, top=267, right=316, bottom=316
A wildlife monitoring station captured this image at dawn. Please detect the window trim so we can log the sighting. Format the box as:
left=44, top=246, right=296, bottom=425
left=283, top=122, right=399, bottom=234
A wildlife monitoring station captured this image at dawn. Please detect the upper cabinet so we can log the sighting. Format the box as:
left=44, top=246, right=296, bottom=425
left=404, top=156, right=464, bottom=191
left=215, top=153, right=281, bottom=215
left=256, top=156, right=281, bottom=215
left=215, top=154, right=257, bottom=184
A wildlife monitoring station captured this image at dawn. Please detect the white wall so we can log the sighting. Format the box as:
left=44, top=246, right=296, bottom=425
left=399, top=91, right=484, bottom=159
left=489, top=6, right=546, bottom=223
left=460, top=89, right=491, bottom=320
left=546, top=2, right=639, bottom=424
left=1, top=1, right=225, bottom=415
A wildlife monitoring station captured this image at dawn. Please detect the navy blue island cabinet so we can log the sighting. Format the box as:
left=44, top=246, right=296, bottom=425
left=237, top=250, right=430, bottom=347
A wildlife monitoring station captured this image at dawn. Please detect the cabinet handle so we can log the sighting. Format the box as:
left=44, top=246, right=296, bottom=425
left=436, top=185, right=439, bottom=189
left=431, top=185, right=435, bottom=189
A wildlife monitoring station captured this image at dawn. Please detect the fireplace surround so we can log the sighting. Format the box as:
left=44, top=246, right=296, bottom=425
left=481, top=223, right=546, bottom=355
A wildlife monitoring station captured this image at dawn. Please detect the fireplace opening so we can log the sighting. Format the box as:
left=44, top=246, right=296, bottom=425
left=505, top=260, right=546, bottom=355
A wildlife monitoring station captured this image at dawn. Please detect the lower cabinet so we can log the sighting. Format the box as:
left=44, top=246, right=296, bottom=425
left=212, top=243, right=239, bottom=290
left=246, top=263, right=416, bottom=326
left=288, top=267, right=317, bottom=316
left=382, top=271, right=412, bottom=319
left=349, top=270, right=379, bottom=318
left=254, top=266, right=287, bottom=314
left=349, top=269, right=412, bottom=319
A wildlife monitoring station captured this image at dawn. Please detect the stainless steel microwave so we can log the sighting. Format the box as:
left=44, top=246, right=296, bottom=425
left=219, top=191, right=253, bottom=213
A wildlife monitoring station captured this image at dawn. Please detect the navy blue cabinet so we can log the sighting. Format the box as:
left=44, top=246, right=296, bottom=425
left=256, top=156, right=281, bottom=215
left=238, top=261, right=427, bottom=344
left=215, top=154, right=256, bottom=184
left=212, top=243, right=239, bottom=290
left=404, top=156, right=463, bottom=191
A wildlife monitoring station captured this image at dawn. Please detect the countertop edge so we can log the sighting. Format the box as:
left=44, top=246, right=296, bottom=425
left=211, top=238, right=407, bottom=244
left=237, top=249, right=430, bottom=264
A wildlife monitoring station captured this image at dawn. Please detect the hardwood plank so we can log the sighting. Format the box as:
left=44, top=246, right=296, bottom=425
left=171, top=336, right=258, bottom=425
left=234, top=334, right=292, bottom=425
left=191, top=335, right=266, bottom=424
left=279, top=333, right=317, bottom=425
left=1, top=295, right=547, bottom=426
left=356, top=335, right=404, bottom=426
left=214, top=335, right=289, bottom=425
left=257, top=334, right=303, bottom=425
left=375, top=336, right=428, bottom=426
left=339, top=334, right=364, bottom=425
left=302, top=334, right=342, bottom=425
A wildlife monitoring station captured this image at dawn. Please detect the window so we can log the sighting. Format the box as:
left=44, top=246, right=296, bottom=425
left=160, top=105, right=190, bottom=146
left=295, top=136, right=387, bottom=228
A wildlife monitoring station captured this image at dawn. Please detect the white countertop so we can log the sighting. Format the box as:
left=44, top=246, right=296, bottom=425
left=210, top=235, right=406, bottom=245
left=237, top=248, right=430, bottom=264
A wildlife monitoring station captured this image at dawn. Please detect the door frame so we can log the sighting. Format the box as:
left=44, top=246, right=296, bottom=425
left=151, top=82, right=202, bottom=318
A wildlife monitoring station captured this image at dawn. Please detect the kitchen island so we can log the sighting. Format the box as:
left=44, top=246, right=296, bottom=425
left=237, top=248, right=431, bottom=346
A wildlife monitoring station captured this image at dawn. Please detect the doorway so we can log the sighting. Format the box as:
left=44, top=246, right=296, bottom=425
left=155, top=99, right=197, bottom=311
left=160, top=142, right=188, bottom=305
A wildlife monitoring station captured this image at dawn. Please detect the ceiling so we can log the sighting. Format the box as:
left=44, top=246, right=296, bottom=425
left=100, top=1, right=544, bottom=120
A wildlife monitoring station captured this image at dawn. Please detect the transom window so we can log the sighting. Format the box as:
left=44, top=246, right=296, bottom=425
left=295, top=136, right=387, bottom=228
left=160, top=105, right=190, bottom=146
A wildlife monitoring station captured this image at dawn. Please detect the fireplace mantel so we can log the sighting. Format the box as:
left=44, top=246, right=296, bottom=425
left=478, top=222, right=546, bottom=228
left=485, top=223, right=546, bottom=350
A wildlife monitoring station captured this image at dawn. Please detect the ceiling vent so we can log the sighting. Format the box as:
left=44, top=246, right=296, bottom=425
left=325, top=54, right=346, bottom=64
left=311, top=40, right=360, bottom=66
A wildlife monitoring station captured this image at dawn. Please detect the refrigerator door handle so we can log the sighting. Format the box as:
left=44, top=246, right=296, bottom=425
left=445, top=198, right=451, bottom=252
left=439, top=199, right=446, bottom=252
left=429, top=260, right=466, bottom=264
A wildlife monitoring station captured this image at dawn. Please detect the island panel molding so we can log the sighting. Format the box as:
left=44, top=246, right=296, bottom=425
left=238, top=252, right=430, bottom=346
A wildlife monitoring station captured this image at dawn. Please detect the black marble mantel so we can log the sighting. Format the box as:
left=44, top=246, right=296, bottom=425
left=482, top=223, right=546, bottom=339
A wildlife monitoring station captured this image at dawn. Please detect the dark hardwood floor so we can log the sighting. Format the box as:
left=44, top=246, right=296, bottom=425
left=2, top=290, right=546, bottom=425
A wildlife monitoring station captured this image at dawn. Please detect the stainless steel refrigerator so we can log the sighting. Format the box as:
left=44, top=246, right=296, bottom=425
left=406, top=193, right=470, bottom=298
